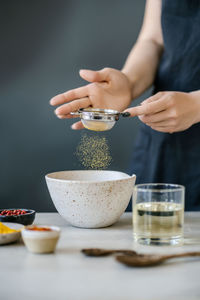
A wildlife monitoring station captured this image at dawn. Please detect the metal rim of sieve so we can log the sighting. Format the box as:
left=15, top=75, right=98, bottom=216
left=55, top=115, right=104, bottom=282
left=70, top=108, right=129, bottom=122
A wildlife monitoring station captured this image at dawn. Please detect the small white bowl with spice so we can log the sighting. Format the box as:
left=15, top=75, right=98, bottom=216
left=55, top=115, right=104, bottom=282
left=22, top=225, right=60, bottom=254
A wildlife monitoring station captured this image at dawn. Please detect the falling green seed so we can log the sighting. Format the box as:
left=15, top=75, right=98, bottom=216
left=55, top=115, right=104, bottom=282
left=76, top=134, right=112, bottom=169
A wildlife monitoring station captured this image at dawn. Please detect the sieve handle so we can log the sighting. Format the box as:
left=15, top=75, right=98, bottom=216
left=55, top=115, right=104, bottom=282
left=120, top=112, right=131, bottom=118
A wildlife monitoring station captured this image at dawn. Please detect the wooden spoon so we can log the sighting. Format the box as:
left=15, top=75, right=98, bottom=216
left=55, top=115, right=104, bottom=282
left=116, top=251, right=200, bottom=267
left=82, top=248, right=137, bottom=257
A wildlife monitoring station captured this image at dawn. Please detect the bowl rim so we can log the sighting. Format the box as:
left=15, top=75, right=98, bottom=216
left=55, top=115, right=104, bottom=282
left=45, top=170, right=136, bottom=184
left=0, top=209, right=35, bottom=217
left=23, top=225, right=60, bottom=232
left=22, top=225, right=61, bottom=238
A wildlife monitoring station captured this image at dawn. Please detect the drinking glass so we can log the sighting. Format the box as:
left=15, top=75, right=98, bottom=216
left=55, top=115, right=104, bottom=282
left=133, top=184, right=185, bottom=245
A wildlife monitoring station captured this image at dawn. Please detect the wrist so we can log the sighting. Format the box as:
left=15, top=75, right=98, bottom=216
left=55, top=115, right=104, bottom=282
left=190, top=90, right=200, bottom=124
left=121, top=69, right=140, bottom=100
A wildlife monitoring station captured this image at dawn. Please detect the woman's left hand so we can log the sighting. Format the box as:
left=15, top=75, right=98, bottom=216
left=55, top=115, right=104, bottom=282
left=125, top=91, right=200, bottom=133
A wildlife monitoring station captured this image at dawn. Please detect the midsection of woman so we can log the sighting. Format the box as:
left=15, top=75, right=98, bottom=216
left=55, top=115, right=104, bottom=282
left=130, top=0, right=200, bottom=211
left=155, top=0, right=200, bottom=93
left=50, top=0, right=200, bottom=211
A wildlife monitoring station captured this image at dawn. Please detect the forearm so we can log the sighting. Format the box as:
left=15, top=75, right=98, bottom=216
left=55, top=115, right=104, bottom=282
left=122, top=38, right=163, bottom=100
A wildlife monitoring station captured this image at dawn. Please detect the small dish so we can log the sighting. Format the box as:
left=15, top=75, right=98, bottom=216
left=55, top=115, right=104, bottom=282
left=22, top=225, right=60, bottom=254
left=0, top=209, right=36, bottom=225
left=0, top=222, right=23, bottom=245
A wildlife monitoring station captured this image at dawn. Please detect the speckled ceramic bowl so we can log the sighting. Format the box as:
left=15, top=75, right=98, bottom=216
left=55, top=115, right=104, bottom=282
left=45, top=170, right=136, bottom=228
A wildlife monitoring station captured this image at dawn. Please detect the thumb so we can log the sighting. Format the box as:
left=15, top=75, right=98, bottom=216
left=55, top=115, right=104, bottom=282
left=71, top=121, right=84, bottom=130
left=79, top=68, right=110, bottom=83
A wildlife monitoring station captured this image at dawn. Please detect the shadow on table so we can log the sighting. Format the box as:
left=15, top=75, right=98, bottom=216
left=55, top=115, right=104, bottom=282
left=0, top=238, right=24, bottom=247
left=106, top=216, right=132, bottom=230
left=184, top=237, right=200, bottom=245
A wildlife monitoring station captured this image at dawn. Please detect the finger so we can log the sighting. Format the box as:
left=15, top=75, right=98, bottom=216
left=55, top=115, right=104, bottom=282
left=55, top=97, right=91, bottom=116
left=138, top=109, right=171, bottom=123
left=56, top=114, right=79, bottom=119
left=141, top=92, right=165, bottom=105
left=50, top=86, right=89, bottom=106
left=79, top=68, right=111, bottom=83
left=125, top=97, right=168, bottom=117
left=56, top=114, right=67, bottom=119
left=145, top=119, right=174, bottom=127
left=71, top=121, right=84, bottom=130
left=65, top=114, right=80, bottom=119
left=150, top=126, right=174, bottom=133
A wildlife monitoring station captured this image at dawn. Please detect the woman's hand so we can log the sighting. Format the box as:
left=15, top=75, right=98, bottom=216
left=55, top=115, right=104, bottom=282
left=50, top=68, right=132, bottom=129
left=125, top=91, right=200, bottom=133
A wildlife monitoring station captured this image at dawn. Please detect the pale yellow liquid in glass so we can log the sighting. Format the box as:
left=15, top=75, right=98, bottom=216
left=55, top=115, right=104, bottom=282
left=133, top=202, right=184, bottom=241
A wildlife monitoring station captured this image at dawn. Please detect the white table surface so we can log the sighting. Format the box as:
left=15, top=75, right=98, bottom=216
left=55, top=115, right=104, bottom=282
left=0, top=212, right=200, bottom=300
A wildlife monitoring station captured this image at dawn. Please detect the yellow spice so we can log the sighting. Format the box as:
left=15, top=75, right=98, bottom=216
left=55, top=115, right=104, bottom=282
left=76, top=134, right=112, bottom=169
left=0, top=222, right=20, bottom=234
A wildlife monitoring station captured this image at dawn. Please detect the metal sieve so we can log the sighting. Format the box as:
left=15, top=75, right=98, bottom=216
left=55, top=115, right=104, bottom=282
left=70, top=108, right=130, bottom=131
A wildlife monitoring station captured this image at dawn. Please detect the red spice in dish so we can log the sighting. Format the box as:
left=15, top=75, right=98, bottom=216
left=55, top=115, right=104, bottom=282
left=27, top=226, right=52, bottom=231
left=0, top=209, right=27, bottom=216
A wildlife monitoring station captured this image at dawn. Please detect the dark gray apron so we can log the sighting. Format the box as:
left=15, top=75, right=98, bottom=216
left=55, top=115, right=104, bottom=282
left=129, top=0, right=200, bottom=211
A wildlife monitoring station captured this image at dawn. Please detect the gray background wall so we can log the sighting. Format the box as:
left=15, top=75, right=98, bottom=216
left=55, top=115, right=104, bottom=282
left=1, top=0, right=148, bottom=212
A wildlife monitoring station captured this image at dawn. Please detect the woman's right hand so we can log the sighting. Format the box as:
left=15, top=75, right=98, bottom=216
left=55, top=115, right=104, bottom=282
left=50, top=68, right=132, bottom=129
